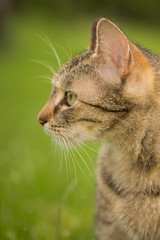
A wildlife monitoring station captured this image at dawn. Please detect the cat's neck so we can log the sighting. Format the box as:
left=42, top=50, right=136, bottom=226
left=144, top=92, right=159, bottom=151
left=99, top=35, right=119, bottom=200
left=137, top=45, right=160, bottom=65
left=99, top=105, right=160, bottom=196
left=137, top=45, right=160, bottom=78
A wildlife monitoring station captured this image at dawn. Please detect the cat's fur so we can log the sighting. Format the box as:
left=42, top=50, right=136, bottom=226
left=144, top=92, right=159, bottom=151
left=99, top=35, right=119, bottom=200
left=38, top=18, right=160, bottom=240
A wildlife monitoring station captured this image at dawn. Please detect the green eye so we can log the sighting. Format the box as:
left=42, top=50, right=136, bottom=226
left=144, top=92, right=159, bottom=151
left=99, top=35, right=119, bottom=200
left=66, top=91, right=77, bottom=106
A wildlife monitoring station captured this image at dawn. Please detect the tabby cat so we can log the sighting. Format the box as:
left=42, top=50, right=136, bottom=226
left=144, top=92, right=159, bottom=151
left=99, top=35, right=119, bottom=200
left=38, top=18, right=160, bottom=240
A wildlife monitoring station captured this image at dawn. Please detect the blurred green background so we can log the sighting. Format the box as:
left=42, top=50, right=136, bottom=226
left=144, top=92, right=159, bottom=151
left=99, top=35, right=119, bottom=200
left=1, top=0, right=160, bottom=239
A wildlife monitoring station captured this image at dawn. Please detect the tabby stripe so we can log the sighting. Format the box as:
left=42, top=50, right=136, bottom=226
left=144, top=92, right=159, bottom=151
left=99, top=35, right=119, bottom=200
left=71, top=118, right=101, bottom=124
left=101, top=167, right=160, bottom=197
left=82, top=101, right=129, bottom=113
left=96, top=214, right=113, bottom=226
left=101, top=168, right=125, bottom=197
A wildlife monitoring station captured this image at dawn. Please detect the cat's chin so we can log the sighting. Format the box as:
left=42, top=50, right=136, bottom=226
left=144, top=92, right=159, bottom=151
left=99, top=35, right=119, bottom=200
left=43, top=123, right=55, bottom=137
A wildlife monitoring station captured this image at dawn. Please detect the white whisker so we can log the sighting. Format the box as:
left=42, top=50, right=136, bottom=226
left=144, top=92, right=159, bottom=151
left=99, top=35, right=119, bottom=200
left=36, top=33, right=61, bottom=68
left=50, top=137, right=56, bottom=158
left=65, top=139, right=78, bottom=184
left=63, top=137, right=72, bottom=178
left=67, top=39, right=73, bottom=59
left=56, top=137, right=61, bottom=169
left=66, top=129, right=103, bottom=156
left=66, top=139, right=92, bottom=183
left=63, top=132, right=93, bottom=180
left=112, top=115, right=133, bottom=129
left=51, top=41, right=71, bottom=61
left=63, top=130, right=94, bottom=167
left=61, top=137, right=69, bottom=185
left=35, top=74, right=53, bottom=84
left=31, top=59, right=56, bottom=75
left=58, top=138, right=63, bottom=175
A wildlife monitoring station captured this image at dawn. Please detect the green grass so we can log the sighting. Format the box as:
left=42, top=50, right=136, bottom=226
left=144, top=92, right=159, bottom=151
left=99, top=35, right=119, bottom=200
left=1, top=13, right=160, bottom=240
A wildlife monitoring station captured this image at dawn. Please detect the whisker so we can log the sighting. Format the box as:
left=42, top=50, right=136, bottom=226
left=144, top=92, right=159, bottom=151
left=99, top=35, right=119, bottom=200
left=50, top=137, right=56, bottom=158
left=79, top=141, right=101, bottom=156
left=63, top=130, right=94, bottom=167
left=112, top=115, right=133, bottom=129
left=43, top=56, right=59, bottom=72
left=35, top=74, right=53, bottom=84
left=36, top=33, right=61, bottom=68
left=31, top=59, right=56, bottom=75
left=63, top=137, right=72, bottom=179
left=56, top=137, right=61, bottom=169
left=67, top=39, right=73, bottom=59
left=44, top=52, right=61, bottom=71
left=65, top=128, right=97, bottom=142
left=61, top=137, right=69, bottom=186
left=69, top=149, right=78, bottom=185
left=63, top=132, right=93, bottom=180
left=66, top=140, right=92, bottom=183
left=51, top=41, right=71, bottom=61
left=64, top=138, right=78, bottom=184
left=58, top=138, right=63, bottom=175
left=66, top=129, right=103, bottom=156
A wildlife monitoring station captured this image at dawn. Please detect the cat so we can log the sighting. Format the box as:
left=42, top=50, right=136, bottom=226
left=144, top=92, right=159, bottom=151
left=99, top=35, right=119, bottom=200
left=38, top=18, right=160, bottom=240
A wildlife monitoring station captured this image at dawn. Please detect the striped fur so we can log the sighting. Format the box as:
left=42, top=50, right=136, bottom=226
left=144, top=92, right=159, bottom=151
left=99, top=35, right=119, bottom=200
left=38, top=19, right=160, bottom=240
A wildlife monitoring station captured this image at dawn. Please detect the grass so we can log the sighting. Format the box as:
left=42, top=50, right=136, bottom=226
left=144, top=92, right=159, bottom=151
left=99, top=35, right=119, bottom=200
left=0, top=13, right=160, bottom=240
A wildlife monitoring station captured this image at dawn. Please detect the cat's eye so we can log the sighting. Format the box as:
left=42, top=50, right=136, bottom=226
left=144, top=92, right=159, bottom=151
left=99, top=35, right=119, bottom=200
left=66, top=91, right=77, bottom=106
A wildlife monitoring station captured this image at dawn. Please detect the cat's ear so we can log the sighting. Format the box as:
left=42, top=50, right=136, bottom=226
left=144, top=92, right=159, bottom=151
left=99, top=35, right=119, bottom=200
left=90, top=18, right=132, bottom=78
left=90, top=18, right=101, bottom=51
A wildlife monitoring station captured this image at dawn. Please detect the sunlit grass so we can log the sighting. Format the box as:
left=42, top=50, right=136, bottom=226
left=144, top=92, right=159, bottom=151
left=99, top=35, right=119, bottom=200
left=0, top=13, right=160, bottom=240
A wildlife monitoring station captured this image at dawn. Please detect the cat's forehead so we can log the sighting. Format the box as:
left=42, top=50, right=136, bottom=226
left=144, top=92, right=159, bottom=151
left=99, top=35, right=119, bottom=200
left=52, top=50, right=95, bottom=89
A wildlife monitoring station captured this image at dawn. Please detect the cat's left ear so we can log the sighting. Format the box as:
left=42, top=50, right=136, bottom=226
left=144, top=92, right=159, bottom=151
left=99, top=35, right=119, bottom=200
left=90, top=18, right=132, bottom=77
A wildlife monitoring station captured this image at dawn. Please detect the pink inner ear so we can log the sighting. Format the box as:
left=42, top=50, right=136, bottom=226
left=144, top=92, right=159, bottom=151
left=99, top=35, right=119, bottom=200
left=98, top=64, right=122, bottom=86
left=111, top=38, right=128, bottom=68
left=96, top=19, right=130, bottom=76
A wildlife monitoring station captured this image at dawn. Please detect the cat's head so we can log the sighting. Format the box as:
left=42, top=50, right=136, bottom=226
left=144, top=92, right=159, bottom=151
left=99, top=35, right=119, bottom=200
left=38, top=18, right=155, bottom=144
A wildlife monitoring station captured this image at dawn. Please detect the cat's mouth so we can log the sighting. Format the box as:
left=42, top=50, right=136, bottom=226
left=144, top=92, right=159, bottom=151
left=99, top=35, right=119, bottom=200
left=43, top=123, right=77, bottom=144
left=44, top=123, right=64, bottom=136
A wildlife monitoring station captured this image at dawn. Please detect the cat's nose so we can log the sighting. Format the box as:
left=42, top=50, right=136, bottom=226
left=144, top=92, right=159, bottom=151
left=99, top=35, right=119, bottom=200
left=38, top=103, right=52, bottom=126
left=38, top=117, right=47, bottom=126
